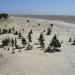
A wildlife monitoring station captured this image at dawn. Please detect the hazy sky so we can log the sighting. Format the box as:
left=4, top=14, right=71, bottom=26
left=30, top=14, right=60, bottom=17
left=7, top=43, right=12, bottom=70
left=0, top=0, right=75, bottom=15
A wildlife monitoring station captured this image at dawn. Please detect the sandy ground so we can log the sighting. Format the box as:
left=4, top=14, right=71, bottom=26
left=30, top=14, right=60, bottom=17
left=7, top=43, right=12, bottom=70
left=0, top=16, right=75, bottom=75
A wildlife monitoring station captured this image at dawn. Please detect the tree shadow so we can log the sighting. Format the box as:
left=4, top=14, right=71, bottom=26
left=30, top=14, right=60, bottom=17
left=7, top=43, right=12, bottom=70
left=44, top=47, right=61, bottom=53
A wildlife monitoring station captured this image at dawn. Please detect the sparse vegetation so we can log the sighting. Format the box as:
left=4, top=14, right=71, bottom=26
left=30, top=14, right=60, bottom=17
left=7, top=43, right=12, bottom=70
left=47, top=28, right=51, bottom=35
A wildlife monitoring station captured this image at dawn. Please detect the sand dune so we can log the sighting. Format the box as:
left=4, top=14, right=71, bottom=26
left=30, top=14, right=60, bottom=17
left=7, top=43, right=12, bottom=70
left=0, top=16, right=75, bottom=75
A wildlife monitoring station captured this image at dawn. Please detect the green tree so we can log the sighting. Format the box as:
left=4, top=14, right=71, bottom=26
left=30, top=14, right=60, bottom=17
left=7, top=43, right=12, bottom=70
left=51, top=24, right=53, bottom=28
left=0, top=28, right=1, bottom=34
left=14, top=38, right=17, bottom=48
left=12, top=27, right=15, bottom=31
left=72, top=38, right=75, bottom=45
left=14, top=31, right=18, bottom=35
left=8, top=28, right=11, bottom=33
left=2, top=37, right=10, bottom=46
left=30, top=29, right=33, bottom=34
left=21, top=37, right=27, bottom=47
left=11, top=38, right=14, bottom=46
left=50, top=34, right=61, bottom=49
left=28, top=32, right=32, bottom=42
left=2, top=28, right=7, bottom=34
left=39, top=33, right=45, bottom=48
left=18, top=32, right=22, bottom=39
left=47, top=28, right=51, bottom=35
left=69, top=37, right=71, bottom=42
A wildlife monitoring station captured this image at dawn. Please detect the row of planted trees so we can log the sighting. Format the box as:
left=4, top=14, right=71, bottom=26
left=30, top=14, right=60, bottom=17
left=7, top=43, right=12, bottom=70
left=1, top=29, right=61, bottom=53
left=0, top=27, right=15, bottom=34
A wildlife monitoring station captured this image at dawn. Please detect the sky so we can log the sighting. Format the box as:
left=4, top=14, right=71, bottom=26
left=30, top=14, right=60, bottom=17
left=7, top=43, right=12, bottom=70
left=0, top=0, right=75, bottom=15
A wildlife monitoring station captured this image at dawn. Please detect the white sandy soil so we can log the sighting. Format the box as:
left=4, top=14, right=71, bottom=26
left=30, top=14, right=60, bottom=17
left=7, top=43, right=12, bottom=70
left=0, top=16, right=75, bottom=75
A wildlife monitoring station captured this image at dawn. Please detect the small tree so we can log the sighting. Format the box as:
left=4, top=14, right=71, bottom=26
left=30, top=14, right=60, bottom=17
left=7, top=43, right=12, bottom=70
left=69, top=37, right=71, bottom=42
left=11, top=38, right=14, bottom=46
left=27, top=19, right=29, bottom=23
left=2, top=37, right=10, bottom=46
left=21, top=37, right=27, bottom=47
left=39, top=33, right=45, bottom=48
left=8, top=28, right=11, bottom=33
left=14, top=38, right=17, bottom=48
left=26, top=43, right=33, bottom=50
left=14, top=31, right=18, bottom=35
left=30, top=29, right=33, bottom=34
left=72, top=38, right=75, bottom=45
left=18, top=32, right=22, bottom=39
left=12, top=27, right=15, bottom=31
left=47, top=28, right=51, bottom=35
left=2, top=28, right=7, bottom=34
left=23, top=28, right=24, bottom=31
left=50, top=34, right=61, bottom=49
left=51, top=24, right=53, bottom=28
left=0, top=28, right=2, bottom=34
left=28, top=32, right=32, bottom=42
